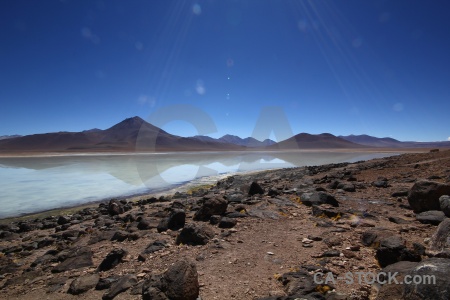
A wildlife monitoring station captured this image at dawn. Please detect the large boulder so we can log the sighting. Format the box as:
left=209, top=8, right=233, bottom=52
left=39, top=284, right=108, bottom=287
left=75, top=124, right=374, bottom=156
left=193, top=197, right=228, bottom=221
left=439, top=195, right=450, bottom=217
left=429, top=218, right=450, bottom=258
left=403, top=258, right=450, bottom=300
left=97, top=248, right=128, bottom=272
left=102, top=274, right=137, bottom=300
left=176, top=223, right=214, bottom=245
left=300, top=192, right=339, bottom=207
left=375, top=236, right=421, bottom=268
left=157, top=209, right=186, bottom=232
left=407, top=181, right=450, bottom=213
left=248, top=181, right=265, bottom=196
left=68, top=273, right=99, bottom=295
left=361, top=228, right=395, bottom=247
left=142, top=260, right=199, bottom=300
left=373, top=261, right=420, bottom=300
left=52, top=246, right=93, bottom=273
left=143, top=240, right=168, bottom=254
left=415, top=210, right=446, bottom=225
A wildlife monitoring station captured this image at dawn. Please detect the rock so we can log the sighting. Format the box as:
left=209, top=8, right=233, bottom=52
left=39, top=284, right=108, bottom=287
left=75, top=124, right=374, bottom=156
left=300, top=192, right=339, bottom=207
left=57, top=215, right=71, bottom=225
left=158, top=209, right=186, bottom=232
left=311, top=205, right=342, bottom=219
left=193, top=197, right=228, bottom=221
left=108, top=199, right=124, bottom=216
left=391, top=190, right=409, bottom=197
left=209, top=215, right=221, bottom=225
left=429, top=218, right=450, bottom=257
left=142, top=260, right=199, bottom=300
left=96, top=276, right=120, bottom=290
left=407, top=180, right=450, bottom=213
left=218, top=217, right=237, bottom=228
left=52, top=246, right=93, bottom=273
left=227, top=192, right=244, bottom=203
left=98, top=248, right=128, bottom=272
left=68, top=273, right=100, bottom=295
left=142, top=240, right=168, bottom=254
left=47, top=276, right=68, bottom=293
left=388, top=216, right=410, bottom=224
left=225, top=211, right=248, bottom=218
left=439, top=195, right=450, bottom=217
left=361, top=228, right=395, bottom=247
left=403, top=258, right=450, bottom=300
left=111, top=230, right=129, bottom=242
left=375, top=236, right=421, bottom=268
left=267, top=188, right=280, bottom=197
left=321, top=250, right=341, bottom=257
left=88, top=231, right=115, bottom=245
left=277, top=269, right=329, bottom=298
left=176, top=223, right=214, bottom=245
left=323, top=236, right=343, bottom=247
left=137, top=218, right=154, bottom=230
left=337, top=182, right=355, bottom=192
left=373, top=179, right=389, bottom=188
left=248, top=181, right=264, bottom=196
left=307, top=235, right=322, bottom=241
left=416, top=210, right=446, bottom=225
left=373, top=261, right=419, bottom=300
left=102, top=274, right=137, bottom=300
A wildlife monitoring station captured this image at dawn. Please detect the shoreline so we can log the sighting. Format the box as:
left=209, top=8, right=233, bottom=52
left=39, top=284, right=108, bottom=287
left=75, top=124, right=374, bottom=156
left=0, top=167, right=277, bottom=224
left=1, top=149, right=433, bottom=222
left=0, top=147, right=434, bottom=158
left=0, top=150, right=411, bottom=221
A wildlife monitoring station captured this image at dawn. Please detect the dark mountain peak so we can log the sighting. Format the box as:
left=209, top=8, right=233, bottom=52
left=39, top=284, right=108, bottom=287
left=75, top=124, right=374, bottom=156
left=220, top=134, right=241, bottom=139
left=82, top=128, right=101, bottom=133
left=318, top=133, right=336, bottom=138
left=106, top=116, right=147, bottom=131
left=339, top=134, right=403, bottom=147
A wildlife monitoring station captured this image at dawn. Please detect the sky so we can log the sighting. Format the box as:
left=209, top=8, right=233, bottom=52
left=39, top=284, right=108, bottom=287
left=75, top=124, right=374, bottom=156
left=1, top=0, right=450, bottom=142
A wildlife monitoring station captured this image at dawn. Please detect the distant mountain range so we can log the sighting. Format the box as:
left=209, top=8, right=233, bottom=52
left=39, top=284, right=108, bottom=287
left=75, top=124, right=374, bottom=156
left=0, top=117, right=449, bottom=152
left=193, top=134, right=276, bottom=148
left=0, top=135, right=22, bottom=140
left=339, top=134, right=450, bottom=148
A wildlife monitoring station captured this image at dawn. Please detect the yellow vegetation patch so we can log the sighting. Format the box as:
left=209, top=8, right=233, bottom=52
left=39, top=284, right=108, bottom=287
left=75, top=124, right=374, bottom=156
left=273, top=273, right=282, bottom=280
left=278, top=211, right=289, bottom=217
left=331, top=213, right=341, bottom=221
left=186, top=184, right=214, bottom=195
left=316, top=284, right=332, bottom=294
left=290, top=196, right=302, bottom=204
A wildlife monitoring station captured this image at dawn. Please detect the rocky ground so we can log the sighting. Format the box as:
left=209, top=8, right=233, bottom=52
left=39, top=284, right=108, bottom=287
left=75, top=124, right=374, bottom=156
left=1, top=149, right=450, bottom=300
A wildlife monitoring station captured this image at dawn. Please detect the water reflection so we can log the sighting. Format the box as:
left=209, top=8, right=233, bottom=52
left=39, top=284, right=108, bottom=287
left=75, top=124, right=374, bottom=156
left=0, top=151, right=396, bottom=217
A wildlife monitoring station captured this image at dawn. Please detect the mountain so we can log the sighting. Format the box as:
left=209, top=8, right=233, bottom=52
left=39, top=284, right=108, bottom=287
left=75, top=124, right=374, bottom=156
left=0, top=117, right=243, bottom=152
left=270, top=133, right=366, bottom=149
left=218, top=134, right=276, bottom=147
left=339, top=134, right=450, bottom=148
left=192, top=134, right=276, bottom=148
left=0, top=135, right=21, bottom=140
left=338, top=134, right=404, bottom=148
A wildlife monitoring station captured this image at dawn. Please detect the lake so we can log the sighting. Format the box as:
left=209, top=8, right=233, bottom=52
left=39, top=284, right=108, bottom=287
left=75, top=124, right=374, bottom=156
left=0, top=151, right=397, bottom=218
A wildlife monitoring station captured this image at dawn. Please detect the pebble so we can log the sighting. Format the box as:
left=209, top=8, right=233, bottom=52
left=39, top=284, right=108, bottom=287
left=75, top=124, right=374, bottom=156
left=301, top=238, right=314, bottom=244
left=267, top=252, right=274, bottom=255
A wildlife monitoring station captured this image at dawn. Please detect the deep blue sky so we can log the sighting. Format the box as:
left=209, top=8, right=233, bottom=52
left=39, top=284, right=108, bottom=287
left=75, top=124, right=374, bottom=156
left=1, top=0, right=449, bottom=142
